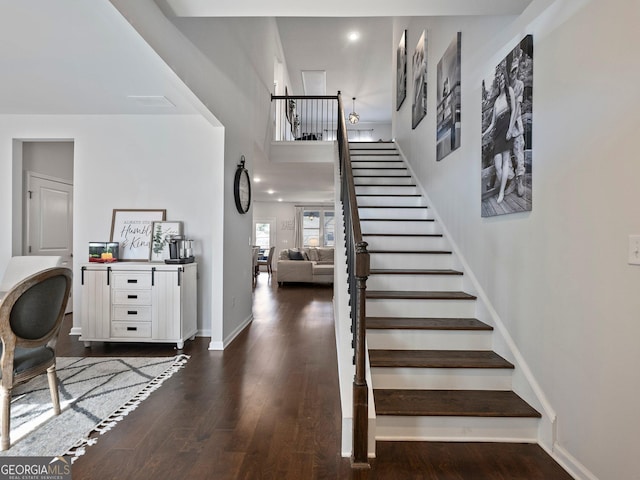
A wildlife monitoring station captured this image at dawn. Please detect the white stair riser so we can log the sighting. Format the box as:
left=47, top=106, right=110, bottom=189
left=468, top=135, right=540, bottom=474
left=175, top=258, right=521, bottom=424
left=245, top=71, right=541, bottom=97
left=357, top=196, right=426, bottom=207
left=375, top=416, right=538, bottom=443
left=366, top=298, right=476, bottom=318
left=362, top=222, right=439, bottom=235
left=355, top=176, right=414, bottom=186
left=367, top=274, right=463, bottom=291
left=353, top=168, right=409, bottom=177
left=369, top=253, right=452, bottom=269
left=367, top=329, right=491, bottom=350
left=351, top=161, right=404, bottom=168
left=370, top=367, right=513, bottom=391
left=363, top=235, right=448, bottom=250
left=359, top=208, right=431, bottom=219
left=356, top=185, right=418, bottom=195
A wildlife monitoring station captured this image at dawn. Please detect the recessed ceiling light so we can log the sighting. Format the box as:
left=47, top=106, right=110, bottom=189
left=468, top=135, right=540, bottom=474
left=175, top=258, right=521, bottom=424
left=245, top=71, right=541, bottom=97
left=348, top=31, right=360, bottom=42
left=267, top=189, right=275, bottom=195
left=278, top=198, right=283, bottom=202
left=254, top=177, right=261, bottom=183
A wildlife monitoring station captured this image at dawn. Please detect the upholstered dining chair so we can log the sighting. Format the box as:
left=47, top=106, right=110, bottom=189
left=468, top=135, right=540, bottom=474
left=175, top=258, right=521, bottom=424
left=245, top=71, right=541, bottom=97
left=0, top=266, right=72, bottom=450
left=257, top=246, right=275, bottom=276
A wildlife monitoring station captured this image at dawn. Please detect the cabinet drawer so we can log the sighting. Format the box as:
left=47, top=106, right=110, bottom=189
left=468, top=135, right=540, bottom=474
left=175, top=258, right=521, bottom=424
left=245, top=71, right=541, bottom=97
left=112, top=305, right=151, bottom=322
left=113, top=290, right=152, bottom=305
left=112, top=273, right=151, bottom=290
left=111, top=322, right=151, bottom=339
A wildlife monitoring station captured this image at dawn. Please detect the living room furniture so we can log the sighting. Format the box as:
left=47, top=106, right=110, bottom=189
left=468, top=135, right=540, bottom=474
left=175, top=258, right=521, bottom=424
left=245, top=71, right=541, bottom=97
left=277, top=247, right=334, bottom=285
left=80, top=262, right=197, bottom=349
left=0, top=266, right=72, bottom=450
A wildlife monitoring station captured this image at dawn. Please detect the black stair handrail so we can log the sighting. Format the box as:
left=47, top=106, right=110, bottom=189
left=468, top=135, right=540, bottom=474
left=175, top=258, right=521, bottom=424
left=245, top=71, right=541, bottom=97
left=337, top=91, right=371, bottom=478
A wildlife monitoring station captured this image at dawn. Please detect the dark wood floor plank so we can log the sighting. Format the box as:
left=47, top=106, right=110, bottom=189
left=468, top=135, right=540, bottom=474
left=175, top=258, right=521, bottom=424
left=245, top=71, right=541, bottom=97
left=372, top=442, right=574, bottom=480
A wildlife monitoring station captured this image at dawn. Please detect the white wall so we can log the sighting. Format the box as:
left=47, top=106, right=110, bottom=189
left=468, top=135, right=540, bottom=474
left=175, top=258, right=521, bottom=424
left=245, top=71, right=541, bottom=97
left=253, top=201, right=296, bottom=261
left=111, top=1, right=290, bottom=347
left=0, top=114, right=224, bottom=339
left=392, top=1, right=640, bottom=478
left=22, top=141, right=74, bottom=182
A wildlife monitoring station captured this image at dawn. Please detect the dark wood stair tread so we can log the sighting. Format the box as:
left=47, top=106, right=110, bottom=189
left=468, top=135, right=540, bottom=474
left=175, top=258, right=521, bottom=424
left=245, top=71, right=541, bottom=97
left=368, top=250, right=450, bottom=255
left=367, top=290, right=475, bottom=300
left=367, top=317, right=492, bottom=330
left=361, top=218, right=433, bottom=222
left=373, top=389, right=540, bottom=418
left=354, top=174, right=410, bottom=177
left=357, top=194, right=421, bottom=197
left=369, top=269, right=462, bottom=275
left=369, top=349, right=512, bottom=369
left=360, top=205, right=427, bottom=209
left=363, top=233, right=441, bottom=237
left=356, top=184, right=417, bottom=187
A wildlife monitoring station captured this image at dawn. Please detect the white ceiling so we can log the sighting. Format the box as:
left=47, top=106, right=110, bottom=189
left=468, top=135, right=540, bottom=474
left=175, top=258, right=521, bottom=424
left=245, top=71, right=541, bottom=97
left=277, top=17, right=393, bottom=125
left=0, top=0, right=201, bottom=115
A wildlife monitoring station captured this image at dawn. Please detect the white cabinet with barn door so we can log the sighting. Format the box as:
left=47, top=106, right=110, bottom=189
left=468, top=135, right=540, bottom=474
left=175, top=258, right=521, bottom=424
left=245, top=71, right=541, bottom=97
left=80, top=263, right=197, bottom=349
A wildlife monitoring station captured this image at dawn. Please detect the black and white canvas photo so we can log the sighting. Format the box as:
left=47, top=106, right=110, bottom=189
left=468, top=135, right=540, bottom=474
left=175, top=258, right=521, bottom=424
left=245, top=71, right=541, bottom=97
left=436, top=32, right=461, bottom=161
left=396, top=29, right=407, bottom=111
left=481, top=34, right=533, bottom=217
left=412, top=30, right=427, bottom=129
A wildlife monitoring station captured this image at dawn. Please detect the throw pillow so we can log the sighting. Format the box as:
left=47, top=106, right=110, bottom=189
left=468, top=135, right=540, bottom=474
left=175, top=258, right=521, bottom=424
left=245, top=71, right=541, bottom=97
left=288, top=250, right=305, bottom=261
left=307, top=248, right=319, bottom=262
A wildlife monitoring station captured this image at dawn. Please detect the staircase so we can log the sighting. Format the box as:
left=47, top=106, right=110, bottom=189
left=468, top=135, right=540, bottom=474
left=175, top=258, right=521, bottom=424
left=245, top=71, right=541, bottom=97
left=349, top=141, right=541, bottom=445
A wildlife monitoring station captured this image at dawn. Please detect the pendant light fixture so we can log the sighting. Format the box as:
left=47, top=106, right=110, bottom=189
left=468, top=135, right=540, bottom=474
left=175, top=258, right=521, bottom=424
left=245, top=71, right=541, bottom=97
left=348, top=97, right=360, bottom=124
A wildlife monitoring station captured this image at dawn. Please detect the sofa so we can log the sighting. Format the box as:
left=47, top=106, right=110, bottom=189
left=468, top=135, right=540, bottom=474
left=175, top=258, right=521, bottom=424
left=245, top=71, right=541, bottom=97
left=277, top=247, right=334, bottom=285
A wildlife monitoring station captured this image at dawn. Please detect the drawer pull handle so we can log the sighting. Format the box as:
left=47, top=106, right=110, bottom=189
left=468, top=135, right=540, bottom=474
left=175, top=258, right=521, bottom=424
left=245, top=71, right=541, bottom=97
left=128, top=295, right=138, bottom=299
left=127, top=327, right=137, bottom=331
left=127, top=279, right=138, bottom=284
left=127, top=310, right=138, bottom=315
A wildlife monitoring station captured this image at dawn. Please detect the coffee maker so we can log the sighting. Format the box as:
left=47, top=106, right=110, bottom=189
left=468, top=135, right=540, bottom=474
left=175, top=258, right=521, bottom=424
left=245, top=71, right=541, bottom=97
left=165, top=235, right=195, bottom=264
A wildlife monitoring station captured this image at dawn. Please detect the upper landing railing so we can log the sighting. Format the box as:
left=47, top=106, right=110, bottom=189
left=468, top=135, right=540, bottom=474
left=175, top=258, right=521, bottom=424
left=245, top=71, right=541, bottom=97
left=270, top=94, right=339, bottom=141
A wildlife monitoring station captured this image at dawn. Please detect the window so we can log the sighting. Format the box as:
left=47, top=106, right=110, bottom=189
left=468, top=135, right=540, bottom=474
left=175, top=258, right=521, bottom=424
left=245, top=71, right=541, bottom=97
left=255, top=222, right=270, bottom=251
left=303, top=209, right=334, bottom=247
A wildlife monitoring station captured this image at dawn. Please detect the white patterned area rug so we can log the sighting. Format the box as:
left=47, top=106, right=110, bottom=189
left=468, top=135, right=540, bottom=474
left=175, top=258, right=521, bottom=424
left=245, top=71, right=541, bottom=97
left=0, top=355, right=189, bottom=461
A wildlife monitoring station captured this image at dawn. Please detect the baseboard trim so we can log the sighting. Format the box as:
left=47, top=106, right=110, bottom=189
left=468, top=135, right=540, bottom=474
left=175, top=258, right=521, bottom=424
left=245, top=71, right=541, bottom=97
left=208, top=313, right=253, bottom=351
left=543, top=443, right=596, bottom=480
left=69, top=326, right=82, bottom=336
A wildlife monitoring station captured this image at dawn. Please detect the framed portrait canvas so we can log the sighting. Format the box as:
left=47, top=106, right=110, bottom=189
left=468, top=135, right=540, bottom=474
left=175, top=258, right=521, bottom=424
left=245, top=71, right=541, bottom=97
left=436, top=32, right=462, bottom=161
left=412, top=30, right=427, bottom=129
left=150, top=221, right=183, bottom=262
left=480, top=34, right=534, bottom=217
left=110, top=209, right=166, bottom=261
left=396, top=30, right=407, bottom=111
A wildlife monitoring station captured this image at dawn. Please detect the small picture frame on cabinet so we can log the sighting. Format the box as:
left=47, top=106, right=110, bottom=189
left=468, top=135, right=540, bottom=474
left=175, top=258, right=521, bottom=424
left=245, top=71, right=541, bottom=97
left=150, top=221, right=183, bottom=262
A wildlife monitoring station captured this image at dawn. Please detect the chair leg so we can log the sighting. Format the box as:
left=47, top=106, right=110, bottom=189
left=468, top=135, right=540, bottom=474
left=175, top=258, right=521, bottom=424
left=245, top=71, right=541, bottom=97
left=47, top=365, right=61, bottom=415
left=1, top=386, right=11, bottom=451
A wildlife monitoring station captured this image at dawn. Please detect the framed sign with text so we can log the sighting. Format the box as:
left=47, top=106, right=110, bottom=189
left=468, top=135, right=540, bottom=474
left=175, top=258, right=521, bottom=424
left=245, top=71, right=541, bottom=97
left=110, top=209, right=166, bottom=261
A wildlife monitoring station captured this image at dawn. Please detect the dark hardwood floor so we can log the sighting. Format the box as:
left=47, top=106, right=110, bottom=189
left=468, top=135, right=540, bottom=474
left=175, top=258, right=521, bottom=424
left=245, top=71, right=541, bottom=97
left=59, top=274, right=572, bottom=479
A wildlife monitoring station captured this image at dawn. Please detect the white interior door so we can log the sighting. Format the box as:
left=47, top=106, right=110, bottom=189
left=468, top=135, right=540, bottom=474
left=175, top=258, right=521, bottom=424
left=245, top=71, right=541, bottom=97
left=26, top=172, right=73, bottom=312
